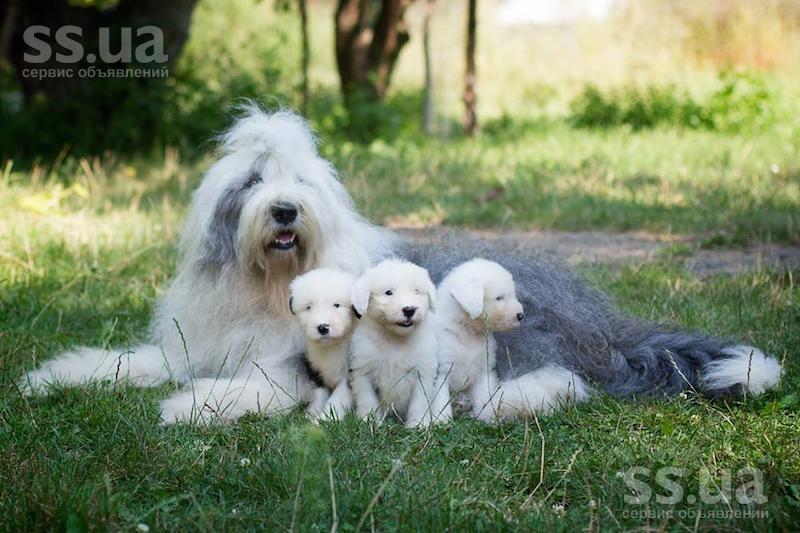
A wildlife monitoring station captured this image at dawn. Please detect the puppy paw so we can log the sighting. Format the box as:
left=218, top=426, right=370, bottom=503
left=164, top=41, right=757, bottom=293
left=404, top=413, right=433, bottom=429
left=431, top=410, right=452, bottom=425
left=319, top=401, right=350, bottom=422
left=472, top=404, right=501, bottom=425
left=306, top=387, right=330, bottom=419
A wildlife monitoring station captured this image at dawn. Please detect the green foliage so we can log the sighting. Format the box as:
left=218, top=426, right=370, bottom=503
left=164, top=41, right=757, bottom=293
left=333, top=89, right=430, bottom=142
left=705, top=70, right=776, bottom=131
left=569, top=71, right=775, bottom=132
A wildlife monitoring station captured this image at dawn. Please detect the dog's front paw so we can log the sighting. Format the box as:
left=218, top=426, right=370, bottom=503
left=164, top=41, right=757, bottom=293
left=404, top=412, right=433, bottom=429
left=319, top=401, right=350, bottom=422
left=306, top=387, right=330, bottom=420
left=358, top=409, right=384, bottom=427
left=312, top=406, right=341, bottom=424
left=431, top=408, right=452, bottom=425
left=159, top=392, right=216, bottom=425
left=472, top=403, right=501, bottom=425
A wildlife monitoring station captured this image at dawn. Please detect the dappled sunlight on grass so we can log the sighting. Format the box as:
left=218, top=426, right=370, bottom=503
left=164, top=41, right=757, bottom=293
left=329, top=124, right=800, bottom=242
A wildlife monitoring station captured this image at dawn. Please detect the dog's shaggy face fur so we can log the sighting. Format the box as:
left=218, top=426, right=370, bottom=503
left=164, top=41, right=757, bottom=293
left=351, top=259, right=437, bottom=337
left=290, top=269, right=357, bottom=345
left=180, top=108, right=388, bottom=318
left=445, top=258, right=524, bottom=333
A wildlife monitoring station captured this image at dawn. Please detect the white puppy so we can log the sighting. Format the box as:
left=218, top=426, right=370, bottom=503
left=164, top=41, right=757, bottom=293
left=289, top=268, right=357, bottom=421
left=349, top=259, right=443, bottom=428
left=435, top=258, right=589, bottom=422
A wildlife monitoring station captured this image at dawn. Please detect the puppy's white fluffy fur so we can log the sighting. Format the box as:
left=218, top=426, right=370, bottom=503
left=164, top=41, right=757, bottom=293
left=435, top=258, right=589, bottom=422
left=349, top=259, right=443, bottom=427
left=289, top=268, right=357, bottom=420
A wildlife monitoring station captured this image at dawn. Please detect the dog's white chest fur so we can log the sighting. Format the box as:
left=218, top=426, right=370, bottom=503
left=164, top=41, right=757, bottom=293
left=350, top=319, right=437, bottom=416
left=436, top=323, right=497, bottom=393
left=306, top=341, right=349, bottom=389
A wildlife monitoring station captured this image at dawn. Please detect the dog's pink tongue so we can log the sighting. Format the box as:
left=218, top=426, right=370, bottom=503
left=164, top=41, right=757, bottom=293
left=274, top=231, right=295, bottom=244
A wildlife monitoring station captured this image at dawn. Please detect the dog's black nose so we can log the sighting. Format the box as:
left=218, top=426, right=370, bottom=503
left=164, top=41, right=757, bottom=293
left=271, top=204, right=298, bottom=225
left=516, top=312, right=525, bottom=321
left=317, top=324, right=330, bottom=335
left=402, top=306, right=417, bottom=318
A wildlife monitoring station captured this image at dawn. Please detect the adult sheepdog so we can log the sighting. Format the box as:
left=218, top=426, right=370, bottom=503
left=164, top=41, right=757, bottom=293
left=19, top=106, right=783, bottom=423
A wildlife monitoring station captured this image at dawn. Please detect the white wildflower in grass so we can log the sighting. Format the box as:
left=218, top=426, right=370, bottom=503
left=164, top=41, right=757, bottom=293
left=193, top=439, right=211, bottom=454
left=460, top=459, right=470, bottom=466
left=136, top=524, right=150, bottom=532
left=240, top=457, right=251, bottom=467
left=551, top=501, right=567, bottom=517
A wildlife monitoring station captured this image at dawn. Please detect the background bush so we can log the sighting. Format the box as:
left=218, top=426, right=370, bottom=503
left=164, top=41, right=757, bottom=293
left=568, top=71, right=775, bottom=131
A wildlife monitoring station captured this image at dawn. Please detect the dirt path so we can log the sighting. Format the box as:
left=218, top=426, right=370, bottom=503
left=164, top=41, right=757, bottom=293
left=399, top=227, right=800, bottom=276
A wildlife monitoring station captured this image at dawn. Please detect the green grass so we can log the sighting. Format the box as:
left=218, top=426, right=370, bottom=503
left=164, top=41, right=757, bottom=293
left=2, top=256, right=798, bottom=529
left=3, top=119, right=800, bottom=246
left=330, top=121, right=800, bottom=243
left=1, top=133, right=799, bottom=530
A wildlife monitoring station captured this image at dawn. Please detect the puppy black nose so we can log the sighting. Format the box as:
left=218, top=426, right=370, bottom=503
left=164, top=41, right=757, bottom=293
left=271, top=204, right=298, bottom=225
left=516, top=312, right=525, bottom=321
left=317, top=324, right=330, bottom=335
left=402, top=306, right=417, bottom=318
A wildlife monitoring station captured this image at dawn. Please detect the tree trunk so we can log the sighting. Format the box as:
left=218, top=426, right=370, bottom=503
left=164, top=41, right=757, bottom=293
left=334, top=0, right=413, bottom=109
left=0, top=0, right=21, bottom=61
left=7, top=0, right=198, bottom=102
left=464, top=0, right=477, bottom=135
left=297, top=0, right=309, bottom=112
left=421, top=0, right=435, bottom=134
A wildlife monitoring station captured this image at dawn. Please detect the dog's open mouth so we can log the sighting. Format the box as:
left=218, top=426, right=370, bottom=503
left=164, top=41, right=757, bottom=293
left=396, top=319, right=414, bottom=328
left=269, top=230, right=297, bottom=251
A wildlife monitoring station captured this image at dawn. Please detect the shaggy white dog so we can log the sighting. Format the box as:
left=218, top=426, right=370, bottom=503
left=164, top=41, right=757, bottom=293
left=289, top=268, right=357, bottom=421
left=349, top=259, right=443, bottom=428
left=435, top=259, right=589, bottom=421
left=20, top=106, right=392, bottom=424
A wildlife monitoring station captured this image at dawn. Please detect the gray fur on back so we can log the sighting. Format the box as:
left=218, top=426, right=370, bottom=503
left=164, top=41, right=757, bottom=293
left=396, top=232, right=741, bottom=398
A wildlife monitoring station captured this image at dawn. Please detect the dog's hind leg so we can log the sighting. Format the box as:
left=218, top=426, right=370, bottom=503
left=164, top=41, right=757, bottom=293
left=307, top=387, right=331, bottom=420
left=405, top=373, right=436, bottom=429
left=159, top=364, right=312, bottom=424
left=19, top=344, right=173, bottom=395
left=322, top=379, right=353, bottom=420
left=351, top=372, right=381, bottom=422
left=495, top=366, right=591, bottom=420
left=429, top=371, right=453, bottom=424
left=470, top=370, right=502, bottom=423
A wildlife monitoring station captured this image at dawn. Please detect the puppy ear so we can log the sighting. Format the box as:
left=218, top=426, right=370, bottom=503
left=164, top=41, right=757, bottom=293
left=450, top=278, right=484, bottom=319
left=288, top=296, right=295, bottom=315
left=350, top=273, right=371, bottom=317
